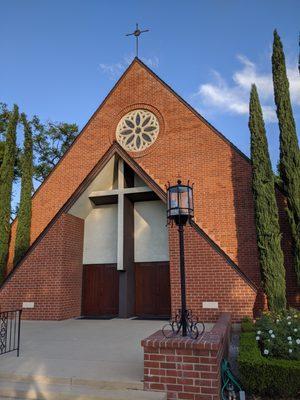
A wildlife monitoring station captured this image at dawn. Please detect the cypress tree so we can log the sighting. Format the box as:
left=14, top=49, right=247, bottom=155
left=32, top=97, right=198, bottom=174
left=249, top=84, right=286, bottom=311
left=13, top=114, right=33, bottom=266
left=0, top=105, right=19, bottom=281
left=272, top=30, right=300, bottom=284
left=0, top=141, right=5, bottom=169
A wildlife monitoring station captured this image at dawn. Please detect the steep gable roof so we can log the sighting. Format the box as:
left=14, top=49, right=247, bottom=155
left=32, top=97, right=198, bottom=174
left=27, top=57, right=251, bottom=199
left=8, top=58, right=260, bottom=286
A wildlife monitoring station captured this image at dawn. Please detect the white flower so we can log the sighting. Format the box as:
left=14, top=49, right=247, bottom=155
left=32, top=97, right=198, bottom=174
left=294, top=328, right=298, bottom=332
left=263, top=349, right=269, bottom=355
left=257, top=330, right=261, bottom=335
left=294, top=314, right=298, bottom=318
left=288, top=321, right=291, bottom=325
left=271, top=334, right=275, bottom=338
left=289, top=341, right=293, bottom=345
left=276, top=319, right=280, bottom=323
left=287, top=316, right=292, bottom=320
left=268, top=330, right=273, bottom=334
left=287, top=336, right=292, bottom=341
left=289, top=349, right=293, bottom=353
left=256, top=336, right=260, bottom=341
left=296, top=339, right=300, bottom=345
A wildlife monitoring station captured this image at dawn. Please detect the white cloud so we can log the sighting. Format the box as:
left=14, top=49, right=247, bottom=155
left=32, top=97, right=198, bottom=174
left=142, top=56, right=159, bottom=68
left=99, top=62, right=124, bottom=79
left=194, top=55, right=300, bottom=123
left=99, top=55, right=159, bottom=80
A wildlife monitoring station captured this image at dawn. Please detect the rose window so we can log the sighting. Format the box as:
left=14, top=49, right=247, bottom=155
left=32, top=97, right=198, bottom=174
left=116, top=109, right=159, bottom=152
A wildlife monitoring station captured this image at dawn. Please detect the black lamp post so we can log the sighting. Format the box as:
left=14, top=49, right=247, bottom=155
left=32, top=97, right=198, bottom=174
left=163, top=180, right=204, bottom=339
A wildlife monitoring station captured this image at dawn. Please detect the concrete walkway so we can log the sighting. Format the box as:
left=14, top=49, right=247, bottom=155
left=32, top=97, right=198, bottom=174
left=0, top=318, right=165, bottom=384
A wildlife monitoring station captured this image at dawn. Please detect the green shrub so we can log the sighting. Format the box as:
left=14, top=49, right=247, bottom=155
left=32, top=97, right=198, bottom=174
left=238, top=332, right=300, bottom=397
left=255, top=309, right=300, bottom=360
left=241, top=316, right=255, bottom=332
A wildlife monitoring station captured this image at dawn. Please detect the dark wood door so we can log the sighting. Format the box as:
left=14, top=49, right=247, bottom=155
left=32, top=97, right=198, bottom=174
left=82, top=264, right=119, bottom=317
left=135, top=262, right=171, bottom=317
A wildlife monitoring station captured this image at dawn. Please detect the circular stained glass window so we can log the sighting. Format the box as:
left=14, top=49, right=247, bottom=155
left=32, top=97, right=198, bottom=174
left=116, top=109, right=159, bottom=152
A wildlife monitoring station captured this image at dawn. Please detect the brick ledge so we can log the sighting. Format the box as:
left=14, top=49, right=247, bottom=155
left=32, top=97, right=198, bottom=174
left=141, top=312, right=231, bottom=351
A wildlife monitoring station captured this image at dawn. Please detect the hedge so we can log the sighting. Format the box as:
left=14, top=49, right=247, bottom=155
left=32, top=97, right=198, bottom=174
left=238, top=332, right=300, bottom=397
left=241, top=316, right=255, bottom=333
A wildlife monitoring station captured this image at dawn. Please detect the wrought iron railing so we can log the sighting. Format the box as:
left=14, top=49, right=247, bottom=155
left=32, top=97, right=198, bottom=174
left=0, top=309, right=22, bottom=357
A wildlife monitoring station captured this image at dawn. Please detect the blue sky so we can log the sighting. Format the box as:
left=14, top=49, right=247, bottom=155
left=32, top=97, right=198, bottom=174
left=1, top=0, right=299, bottom=178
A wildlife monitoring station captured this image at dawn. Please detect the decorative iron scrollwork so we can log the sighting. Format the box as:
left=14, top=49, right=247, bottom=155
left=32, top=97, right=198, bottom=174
left=162, top=309, right=205, bottom=340
left=0, top=310, right=22, bottom=357
left=0, top=314, right=8, bottom=354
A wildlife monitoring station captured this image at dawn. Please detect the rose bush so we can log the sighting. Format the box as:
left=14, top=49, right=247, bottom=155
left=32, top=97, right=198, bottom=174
left=255, top=309, right=300, bottom=361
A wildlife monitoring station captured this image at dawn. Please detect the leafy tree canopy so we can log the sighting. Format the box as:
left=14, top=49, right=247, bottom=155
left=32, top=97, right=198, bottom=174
left=0, top=103, right=79, bottom=184
left=31, top=117, right=78, bottom=182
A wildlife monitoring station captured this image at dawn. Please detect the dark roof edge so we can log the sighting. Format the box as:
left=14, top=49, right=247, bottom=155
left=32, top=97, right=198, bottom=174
left=11, top=55, right=287, bottom=232
left=17, top=55, right=251, bottom=221
left=134, top=57, right=251, bottom=164
left=2, top=144, right=118, bottom=289
left=10, top=58, right=139, bottom=227
left=138, top=55, right=287, bottom=199
left=1, top=142, right=165, bottom=289
left=190, top=220, right=258, bottom=292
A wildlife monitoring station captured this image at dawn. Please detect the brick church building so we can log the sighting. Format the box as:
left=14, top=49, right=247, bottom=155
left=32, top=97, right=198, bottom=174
left=0, top=58, right=298, bottom=322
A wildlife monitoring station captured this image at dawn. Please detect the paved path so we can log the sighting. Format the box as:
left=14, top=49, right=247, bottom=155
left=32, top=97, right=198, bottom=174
left=0, top=318, right=165, bottom=384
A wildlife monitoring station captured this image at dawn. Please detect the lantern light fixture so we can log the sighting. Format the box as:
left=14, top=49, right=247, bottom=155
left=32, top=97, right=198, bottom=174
left=167, top=180, right=194, bottom=226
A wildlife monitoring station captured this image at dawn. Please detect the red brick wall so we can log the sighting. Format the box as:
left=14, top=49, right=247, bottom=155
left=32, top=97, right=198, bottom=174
left=142, top=313, right=231, bottom=400
left=3, top=59, right=297, bottom=320
left=169, top=225, right=258, bottom=322
left=6, top=59, right=260, bottom=289
left=0, top=213, right=84, bottom=320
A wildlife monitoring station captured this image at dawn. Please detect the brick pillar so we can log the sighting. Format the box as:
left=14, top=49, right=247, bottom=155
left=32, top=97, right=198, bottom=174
left=141, top=313, right=231, bottom=400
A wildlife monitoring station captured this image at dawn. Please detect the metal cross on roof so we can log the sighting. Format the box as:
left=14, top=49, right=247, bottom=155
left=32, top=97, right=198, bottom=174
left=126, top=23, right=149, bottom=58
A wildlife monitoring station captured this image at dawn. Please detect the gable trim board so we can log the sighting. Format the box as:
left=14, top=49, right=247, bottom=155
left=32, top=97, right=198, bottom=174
left=1, top=141, right=257, bottom=296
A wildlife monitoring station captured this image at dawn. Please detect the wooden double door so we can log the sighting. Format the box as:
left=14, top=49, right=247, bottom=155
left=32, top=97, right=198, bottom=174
left=135, top=262, right=171, bottom=318
left=82, top=264, right=119, bottom=317
left=81, top=262, right=170, bottom=318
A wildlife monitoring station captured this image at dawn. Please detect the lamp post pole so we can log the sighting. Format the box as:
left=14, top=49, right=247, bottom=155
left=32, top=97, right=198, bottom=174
left=178, top=224, right=187, bottom=336
left=163, top=180, right=205, bottom=340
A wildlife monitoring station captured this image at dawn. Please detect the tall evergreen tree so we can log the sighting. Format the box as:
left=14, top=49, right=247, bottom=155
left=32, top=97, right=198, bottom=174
left=13, top=114, right=33, bottom=266
left=0, top=103, right=9, bottom=171
left=0, top=141, right=5, bottom=169
left=249, top=84, right=286, bottom=311
left=0, top=102, right=10, bottom=137
left=0, top=105, right=19, bottom=281
left=272, top=30, right=300, bottom=284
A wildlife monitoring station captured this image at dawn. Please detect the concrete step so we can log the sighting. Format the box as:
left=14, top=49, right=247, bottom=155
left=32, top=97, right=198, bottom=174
left=0, top=373, right=143, bottom=391
left=0, top=378, right=167, bottom=400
